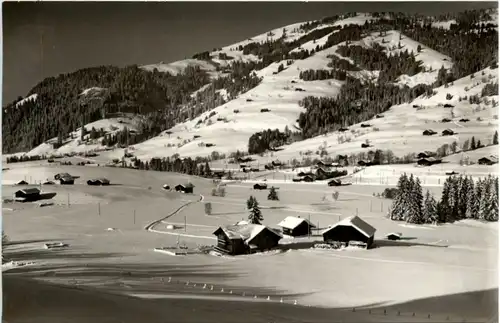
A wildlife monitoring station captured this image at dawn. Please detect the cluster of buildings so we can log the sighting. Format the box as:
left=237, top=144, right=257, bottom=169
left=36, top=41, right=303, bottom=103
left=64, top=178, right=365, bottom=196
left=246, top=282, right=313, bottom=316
left=212, top=215, right=377, bottom=256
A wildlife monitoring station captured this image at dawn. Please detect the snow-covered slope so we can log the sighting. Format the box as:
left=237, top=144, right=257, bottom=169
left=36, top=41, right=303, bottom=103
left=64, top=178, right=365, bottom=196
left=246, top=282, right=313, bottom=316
left=17, top=12, right=499, bottom=168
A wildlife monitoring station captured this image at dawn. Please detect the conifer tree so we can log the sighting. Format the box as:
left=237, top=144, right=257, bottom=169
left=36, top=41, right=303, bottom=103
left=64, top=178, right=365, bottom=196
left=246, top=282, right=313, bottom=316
left=477, top=179, right=490, bottom=220
left=247, top=196, right=263, bottom=224
left=465, top=176, right=478, bottom=219
left=267, top=186, right=279, bottom=201
left=407, top=176, right=424, bottom=223
left=488, top=176, right=499, bottom=221
left=389, top=173, right=407, bottom=221
left=423, top=190, right=438, bottom=224
left=494, top=130, right=498, bottom=145
left=439, top=178, right=452, bottom=222
left=471, top=136, right=476, bottom=150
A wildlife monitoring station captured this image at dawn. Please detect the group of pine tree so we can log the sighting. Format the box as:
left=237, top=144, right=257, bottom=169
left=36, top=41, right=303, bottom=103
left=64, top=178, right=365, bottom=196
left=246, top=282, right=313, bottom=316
left=390, top=173, right=498, bottom=224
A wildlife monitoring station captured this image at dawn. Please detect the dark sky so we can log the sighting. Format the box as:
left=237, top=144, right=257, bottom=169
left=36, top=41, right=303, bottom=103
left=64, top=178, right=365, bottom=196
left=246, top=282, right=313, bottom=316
left=2, top=1, right=497, bottom=104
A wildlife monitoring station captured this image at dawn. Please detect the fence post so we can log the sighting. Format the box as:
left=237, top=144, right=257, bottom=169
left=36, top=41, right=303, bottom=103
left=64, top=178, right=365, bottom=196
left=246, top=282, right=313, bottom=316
left=133, top=209, right=136, bottom=224
left=98, top=203, right=101, bottom=216
left=67, top=193, right=70, bottom=207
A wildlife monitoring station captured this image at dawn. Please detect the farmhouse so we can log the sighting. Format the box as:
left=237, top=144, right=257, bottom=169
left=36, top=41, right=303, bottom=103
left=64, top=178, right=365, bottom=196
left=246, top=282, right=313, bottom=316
left=175, top=183, right=194, bottom=194
left=478, top=155, right=499, bottom=165
left=277, top=216, right=316, bottom=237
left=14, top=188, right=41, bottom=202
left=417, top=157, right=442, bottom=167
left=322, top=216, right=376, bottom=249
left=212, top=223, right=283, bottom=255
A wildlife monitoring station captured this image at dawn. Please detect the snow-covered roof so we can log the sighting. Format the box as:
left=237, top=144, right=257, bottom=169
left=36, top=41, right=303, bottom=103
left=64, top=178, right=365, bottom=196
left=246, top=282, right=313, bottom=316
left=214, top=224, right=282, bottom=244
left=277, top=216, right=316, bottom=230
left=321, top=216, right=376, bottom=238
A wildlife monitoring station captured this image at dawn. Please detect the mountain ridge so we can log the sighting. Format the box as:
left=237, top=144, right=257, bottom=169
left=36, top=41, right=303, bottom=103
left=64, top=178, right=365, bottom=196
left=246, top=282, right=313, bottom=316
left=3, top=9, right=498, bottom=168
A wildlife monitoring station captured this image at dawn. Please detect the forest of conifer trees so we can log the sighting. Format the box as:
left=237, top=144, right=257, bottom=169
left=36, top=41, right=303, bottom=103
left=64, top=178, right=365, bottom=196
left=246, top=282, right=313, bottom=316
left=389, top=173, right=498, bottom=224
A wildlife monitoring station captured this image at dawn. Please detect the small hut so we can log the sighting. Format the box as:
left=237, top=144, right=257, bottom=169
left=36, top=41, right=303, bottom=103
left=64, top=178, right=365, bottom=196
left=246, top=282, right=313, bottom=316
left=253, top=183, right=268, bottom=190
left=422, top=129, right=437, bottom=136
left=277, top=216, right=316, bottom=237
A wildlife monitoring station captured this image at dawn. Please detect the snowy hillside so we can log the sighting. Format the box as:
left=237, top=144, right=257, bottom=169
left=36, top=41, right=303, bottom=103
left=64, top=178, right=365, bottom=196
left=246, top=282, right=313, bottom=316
left=13, top=11, right=499, bottom=168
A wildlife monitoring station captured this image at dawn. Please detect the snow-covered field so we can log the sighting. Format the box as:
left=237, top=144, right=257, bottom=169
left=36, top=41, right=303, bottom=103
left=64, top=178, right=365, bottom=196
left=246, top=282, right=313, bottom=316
left=2, top=163, right=497, bottom=321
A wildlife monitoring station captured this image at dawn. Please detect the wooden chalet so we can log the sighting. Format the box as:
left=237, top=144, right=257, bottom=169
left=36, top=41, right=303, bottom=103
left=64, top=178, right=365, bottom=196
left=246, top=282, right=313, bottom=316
left=459, top=118, right=470, bottom=123
left=360, top=123, right=371, bottom=128
left=441, top=118, right=452, bottom=123
left=322, top=216, right=376, bottom=249
left=417, top=157, right=442, bottom=167
left=212, top=224, right=283, bottom=255
left=237, top=157, right=253, bottom=163
left=87, top=178, right=110, bottom=186
left=277, top=216, right=316, bottom=237
left=14, top=188, right=41, bottom=202
left=478, top=155, right=499, bottom=165
left=442, top=129, right=455, bottom=136
left=271, top=160, right=283, bottom=167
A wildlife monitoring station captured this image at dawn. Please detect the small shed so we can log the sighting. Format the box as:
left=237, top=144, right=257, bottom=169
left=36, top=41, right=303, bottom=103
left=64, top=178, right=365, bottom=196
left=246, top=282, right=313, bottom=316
left=253, top=183, right=268, bottom=190
left=212, top=224, right=283, bottom=255
left=175, top=183, right=194, bottom=194
left=328, top=179, right=342, bottom=186
left=386, top=232, right=402, bottom=240
left=87, top=178, right=110, bottom=186
left=277, top=216, right=316, bottom=237
left=59, top=176, right=74, bottom=185
left=459, top=118, right=470, bottom=123
left=442, top=129, right=455, bottom=136
left=478, top=155, right=499, bottom=165
left=14, top=188, right=41, bottom=202
left=322, top=216, right=376, bottom=249
left=417, top=157, right=442, bottom=167
left=422, top=129, right=437, bottom=136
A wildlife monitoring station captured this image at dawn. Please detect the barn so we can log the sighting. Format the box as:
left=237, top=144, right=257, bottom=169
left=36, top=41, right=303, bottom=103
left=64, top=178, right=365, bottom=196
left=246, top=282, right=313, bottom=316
left=277, top=216, right=316, bottom=237
left=212, top=223, right=283, bottom=255
left=478, top=155, right=499, bottom=165
left=14, top=188, right=41, bottom=202
left=322, top=216, right=376, bottom=249
left=417, top=157, right=442, bottom=167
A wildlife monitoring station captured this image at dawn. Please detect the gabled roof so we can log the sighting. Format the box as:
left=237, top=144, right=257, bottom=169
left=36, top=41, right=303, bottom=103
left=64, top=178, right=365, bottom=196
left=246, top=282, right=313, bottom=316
left=321, top=216, right=376, bottom=238
left=16, top=188, right=41, bottom=195
left=277, top=216, right=316, bottom=230
left=213, top=224, right=282, bottom=244
left=479, top=155, right=499, bottom=162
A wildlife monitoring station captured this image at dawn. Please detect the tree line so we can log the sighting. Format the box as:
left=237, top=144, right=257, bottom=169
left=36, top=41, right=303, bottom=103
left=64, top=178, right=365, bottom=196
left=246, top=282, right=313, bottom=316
left=298, top=77, right=433, bottom=138
left=389, top=173, right=498, bottom=224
